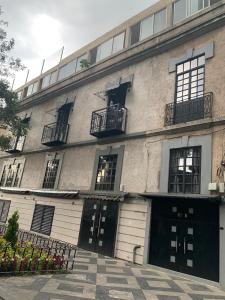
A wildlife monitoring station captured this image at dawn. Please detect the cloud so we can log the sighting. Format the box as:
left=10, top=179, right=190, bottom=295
left=0, top=0, right=158, bottom=87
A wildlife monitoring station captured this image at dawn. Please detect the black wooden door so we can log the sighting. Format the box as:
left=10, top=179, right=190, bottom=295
left=149, top=198, right=219, bottom=281
left=78, top=199, right=119, bottom=257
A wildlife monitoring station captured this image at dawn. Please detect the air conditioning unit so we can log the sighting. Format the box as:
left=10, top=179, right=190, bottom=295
left=208, top=182, right=218, bottom=191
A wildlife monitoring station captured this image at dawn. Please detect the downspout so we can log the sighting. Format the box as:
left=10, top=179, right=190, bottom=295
left=133, top=245, right=141, bottom=264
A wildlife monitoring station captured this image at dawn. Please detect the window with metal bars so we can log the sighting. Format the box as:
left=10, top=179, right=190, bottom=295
left=168, top=147, right=201, bottom=194
left=0, top=166, right=6, bottom=187
left=95, top=155, right=118, bottom=191
left=42, top=159, right=60, bottom=189
left=176, top=55, right=205, bottom=103
left=0, top=200, right=10, bottom=223
left=0, top=159, right=24, bottom=188
left=31, top=204, right=55, bottom=236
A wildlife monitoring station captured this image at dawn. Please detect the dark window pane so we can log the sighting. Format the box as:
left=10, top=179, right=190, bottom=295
left=0, top=200, right=10, bottom=223
left=169, top=147, right=201, bottom=194
left=31, top=204, right=54, bottom=236
left=42, top=159, right=60, bottom=189
left=130, top=22, right=141, bottom=45
left=95, top=155, right=118, bottom=191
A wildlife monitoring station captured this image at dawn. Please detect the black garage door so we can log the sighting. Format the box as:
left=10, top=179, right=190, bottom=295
left=149, top=198, right=219, bottom=282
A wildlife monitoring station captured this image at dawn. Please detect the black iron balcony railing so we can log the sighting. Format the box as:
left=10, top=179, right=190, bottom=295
left=90, top=105, right=127, bottom=138
left=41, top=122, right=69, bottom=146
left=164, top=93, right=213, bottom=126
left=5, top=135, right=25, bottom=153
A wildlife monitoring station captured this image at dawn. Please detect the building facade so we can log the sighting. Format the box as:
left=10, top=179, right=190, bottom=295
left=1, top=0, right=225, bottom=287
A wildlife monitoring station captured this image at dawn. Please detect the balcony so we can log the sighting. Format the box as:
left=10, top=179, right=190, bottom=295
left=90, top=105, right=127, bottom=138
left=41, top=122, right=69, bottom=146
left=5, top=136, right=25, bottom=153
left=164, top=93, right=213, bottom=126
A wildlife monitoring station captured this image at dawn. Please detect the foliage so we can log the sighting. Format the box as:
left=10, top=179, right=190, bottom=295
left=79, top=59, right=90, bottom=69
left=0, top=237, right=65, bottom=274
left=4, top=211, right=19, bottom=248
left=0, top=6, right=25, bottom=78
left=0, top=6, right=27, bottom=150
left=0, top=80, right=28, bottom=150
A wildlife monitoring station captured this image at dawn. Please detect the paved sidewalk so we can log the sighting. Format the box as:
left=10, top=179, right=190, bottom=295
left=0, top=249, right=225, bottom=300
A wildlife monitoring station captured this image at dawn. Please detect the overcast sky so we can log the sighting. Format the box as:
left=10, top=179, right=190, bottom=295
left=1, top=0, right=157, bottom=88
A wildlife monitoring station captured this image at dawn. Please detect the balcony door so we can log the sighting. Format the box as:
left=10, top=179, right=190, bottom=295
left=174, top=55, right=205, bottom=123
left=55, top=103, right=72, bottom=140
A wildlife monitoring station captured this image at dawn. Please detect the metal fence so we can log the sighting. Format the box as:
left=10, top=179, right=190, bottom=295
left=0, top=224, right=76, bottom=274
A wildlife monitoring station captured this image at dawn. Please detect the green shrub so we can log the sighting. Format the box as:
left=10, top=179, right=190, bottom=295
left=4, top=211, right=19, bottom=248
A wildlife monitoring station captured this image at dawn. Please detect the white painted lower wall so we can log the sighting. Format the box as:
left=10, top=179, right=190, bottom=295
left=1, top=193, right=150, bottom=265
left=115, top=198, right=148, bottom=264
left=0, top=192, right=84, bottom=245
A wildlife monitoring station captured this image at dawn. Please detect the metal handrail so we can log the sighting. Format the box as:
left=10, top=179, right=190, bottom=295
left=164, top=92, right=213, bottom=126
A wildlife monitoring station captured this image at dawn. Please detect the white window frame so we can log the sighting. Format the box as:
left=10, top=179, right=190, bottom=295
left=173, top=0, right=211, bottom=24
left=0, top=158, right=26, bottom=188
left=96, top=32, right=125, bottom=63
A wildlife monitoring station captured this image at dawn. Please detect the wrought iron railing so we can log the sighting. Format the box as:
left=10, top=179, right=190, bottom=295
left=90, top=105, right=127, bottom=138
left=41, top=122, right=69, bottom=146
left=164, top=93, right=213, bottom=126
left=0, top=224, right=76, bottom=274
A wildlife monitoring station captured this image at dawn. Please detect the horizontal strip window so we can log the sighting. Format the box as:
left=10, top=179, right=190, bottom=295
left=41, top=70, right=58, bottom=89
left=31, top=204, right=55, bottom=236
left=17, top=90, right=23, bottom=101
left=58, top=53, right=88, bottom=81
left=25, top=81, right=39, bottom=97
left=173, top=0, right=210, bottom=24
left=0, top=200, right=10, bottom=223
left=131, top=8, right=167, bottom=46
left=94, top=32, right=125, bottom=63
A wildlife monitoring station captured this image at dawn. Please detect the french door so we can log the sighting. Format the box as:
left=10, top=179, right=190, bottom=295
left=78, top=199, right=119, bottom=257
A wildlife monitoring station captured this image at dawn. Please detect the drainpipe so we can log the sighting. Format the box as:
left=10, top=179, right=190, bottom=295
left=133, top=245, right=141, bottom=264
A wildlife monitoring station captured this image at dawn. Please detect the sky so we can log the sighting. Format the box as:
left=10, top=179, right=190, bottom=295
left=1, top=0, right=157, bottom=88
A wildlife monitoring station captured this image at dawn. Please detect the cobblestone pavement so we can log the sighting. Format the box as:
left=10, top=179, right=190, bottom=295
left=0, top=249, right=225, bottom=300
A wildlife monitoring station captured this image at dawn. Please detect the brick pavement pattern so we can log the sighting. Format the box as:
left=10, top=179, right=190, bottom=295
left=0, top=250, right=225, bottom=300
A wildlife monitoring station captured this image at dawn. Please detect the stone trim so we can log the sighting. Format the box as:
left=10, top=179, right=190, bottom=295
left=168, top=42, right=214, bottom=72
left=159, top=134, right=212, bottom=195
left=90, top=145, right=125, bottom=192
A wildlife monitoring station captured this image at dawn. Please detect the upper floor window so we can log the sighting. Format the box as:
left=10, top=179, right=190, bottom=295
left=17, top=90, right=23, bottom=101
left=6, top=116, right=30, bottom=154
left=95, top=155, right=118, bottom=191
left=96, top=32, right=125, bottom=62
left=26, top=81, right=39, bottom=97
left=42, top=159, right=60, bottom=189
left=173, top=0, right=210, bottom=24
left=130, top=8, right=167, bottom=46
left=0, top=158, right=25, bottom=188
left=41, top=70, right=58, bottom=89
left=176, top=55, right=205, bottom=103
left=168, top=147, right=201, bottom=194
left=0, top=200, right=10, bottom=223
